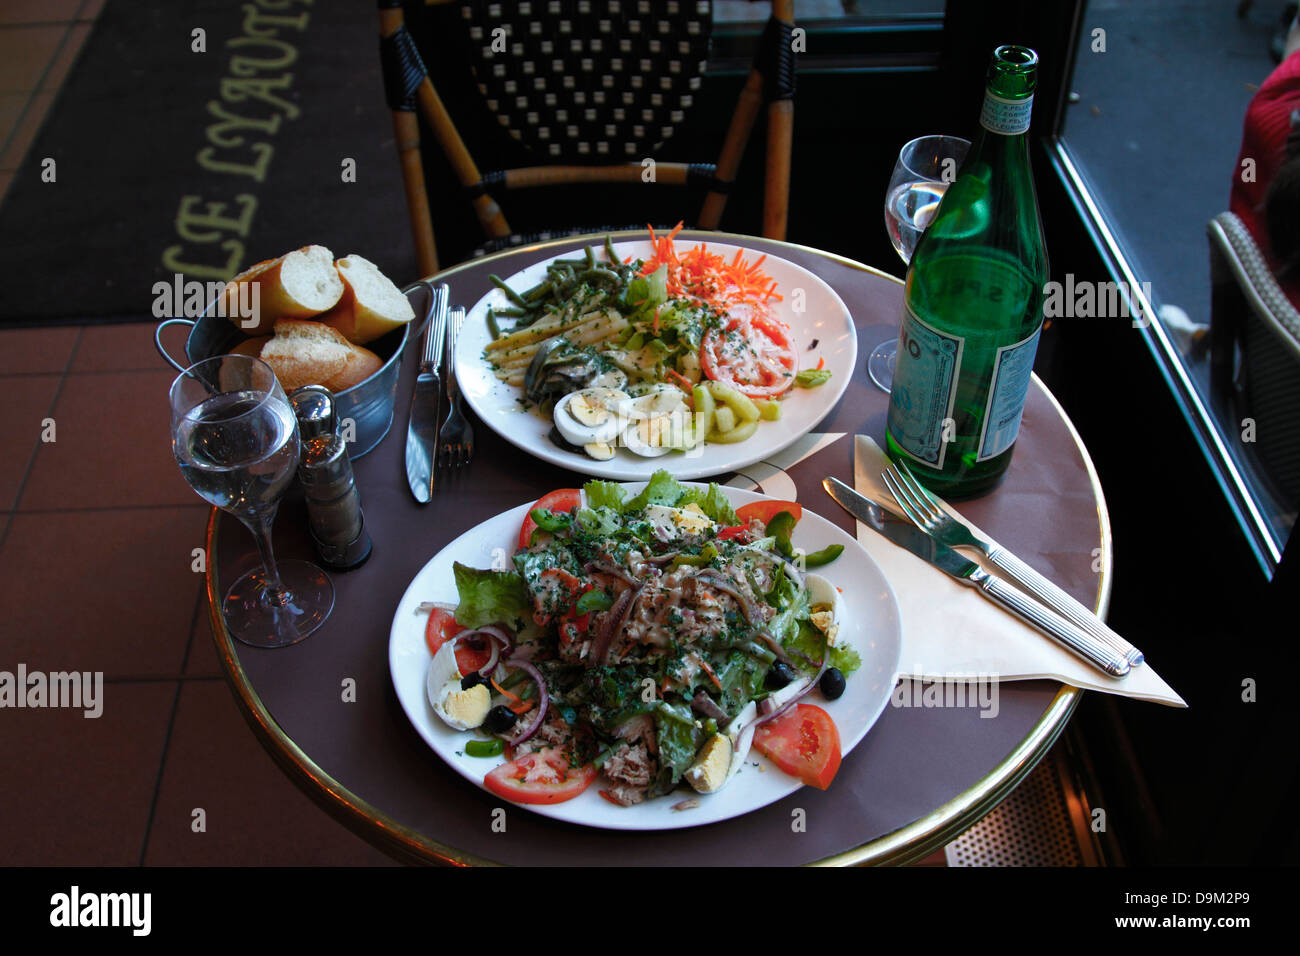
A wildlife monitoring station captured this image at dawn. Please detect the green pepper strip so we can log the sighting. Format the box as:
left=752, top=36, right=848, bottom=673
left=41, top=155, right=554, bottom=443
left=576, top=589, right=614, bottom=613
left=802, top=544, right=844, bottom=567
left=465, top=738, right=504, bottom=758
left=671, top=544, right=718, bottom=567
left=764, top=511, right=797, bottom=558
left=529, top=507, right=572, bottom=532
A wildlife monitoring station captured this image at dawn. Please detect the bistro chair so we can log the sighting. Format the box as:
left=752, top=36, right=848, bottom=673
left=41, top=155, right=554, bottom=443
left=1207, top=210, right=1300, bottom=508
left=376, top=0, right=797, bottom=274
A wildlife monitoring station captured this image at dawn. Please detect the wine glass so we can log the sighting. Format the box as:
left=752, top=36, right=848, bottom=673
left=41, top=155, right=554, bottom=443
left=869, top=134, right=971, bottom=392
left=170, top=354, right=333, bottom=647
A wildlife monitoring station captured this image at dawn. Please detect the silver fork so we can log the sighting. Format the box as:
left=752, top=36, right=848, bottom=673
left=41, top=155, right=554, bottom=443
left=437, top=306, right=473, bottom=469
left=882, top=459, right=1144, bottom=667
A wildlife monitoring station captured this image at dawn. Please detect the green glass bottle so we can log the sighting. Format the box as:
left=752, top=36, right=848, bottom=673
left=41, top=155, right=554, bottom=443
left=885, top=45, right=1048, bottom=497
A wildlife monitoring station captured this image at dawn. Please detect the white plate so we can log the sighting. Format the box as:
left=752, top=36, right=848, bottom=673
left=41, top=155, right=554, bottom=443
left=388, top=484, right=902, bottom=831
left=455, top=239, right=857, bottom=480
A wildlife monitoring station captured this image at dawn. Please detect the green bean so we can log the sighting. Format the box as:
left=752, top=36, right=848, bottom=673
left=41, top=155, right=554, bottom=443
left=578, top=266, right=623, bottom=285
left=584, top=245, right=596, bottom=268
left=522, top=280, right=553, bottom=303
left=491, top=305, right=533, bottom=318
left=489, top=273, right=529, bottom=308
left=605, top=234, right=619, bottom=264
left=486, top=307, right=501, bottom=340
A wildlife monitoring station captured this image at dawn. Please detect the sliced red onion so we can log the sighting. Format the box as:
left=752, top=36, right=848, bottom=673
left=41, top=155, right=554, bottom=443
left=756, top=669, right=823, bottom=728
left=503, top=656, right=549, bottom=746
left=451, top=624, right=515, bottom=677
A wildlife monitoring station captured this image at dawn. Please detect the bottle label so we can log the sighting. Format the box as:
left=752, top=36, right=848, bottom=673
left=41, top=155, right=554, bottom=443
left=980, top=91, right=1033, bottom=135
left=889, top=303, right=964, bottom=469
left=976, top=325, right=1041, bottom=461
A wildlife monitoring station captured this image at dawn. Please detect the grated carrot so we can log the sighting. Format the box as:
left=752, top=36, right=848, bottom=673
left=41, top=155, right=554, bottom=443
left=637, top=222, right=783, bottom=315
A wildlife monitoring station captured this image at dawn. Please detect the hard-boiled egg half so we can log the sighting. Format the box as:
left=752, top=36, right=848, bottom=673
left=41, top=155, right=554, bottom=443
left=553, top=387, right=630, bottom=461
left=620, top=385, right=692, bottom=458
left=426, top=639, right=491, bottom=731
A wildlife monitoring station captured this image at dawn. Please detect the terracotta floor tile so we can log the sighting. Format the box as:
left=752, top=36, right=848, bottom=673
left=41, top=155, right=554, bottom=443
left=144, top=680, right=397, bottom=865
left=72, top=321, right=186, bottom=373
left=77, top=0, right=106, bottom=21
left=20, top=369, right=198, bottom=510
left=0, top=507, right=208, bottom=678
left=0, top=90, right=27, bottom=137
left=0, top=373, right=59, bottom=511
left=0, top=680, right=174, bottom=865
left=185, top=591, right=224, bottom=678
left=0, top=26, right=63, bottom=92
left=0, top=0, right=83, bottom=25
left=0, top=89, right=53, bottom=170
left=38, top=21, right=91, bottom=92
left=0, top=324, right=80, bottom=374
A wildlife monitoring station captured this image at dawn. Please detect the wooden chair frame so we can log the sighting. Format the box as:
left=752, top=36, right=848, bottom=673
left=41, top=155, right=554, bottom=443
left=378, top=0, right=796, bottom=275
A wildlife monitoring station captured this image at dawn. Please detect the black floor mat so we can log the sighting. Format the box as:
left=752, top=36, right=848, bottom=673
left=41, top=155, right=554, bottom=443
left=0, top=0, right=416, bottom=326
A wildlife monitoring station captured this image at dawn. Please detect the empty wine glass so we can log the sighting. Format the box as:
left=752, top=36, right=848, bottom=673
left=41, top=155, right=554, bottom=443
left=170, top=354, right=333, bottom=647
left=869, top=134, right=971, bottom=392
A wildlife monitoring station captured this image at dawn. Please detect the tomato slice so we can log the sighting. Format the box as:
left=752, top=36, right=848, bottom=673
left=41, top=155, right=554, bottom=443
left=518, top=488, right=582, bottom=550
left=424, top=608, right=494, bottom=674
left=483, top=747, right=598, bottom=804
left=700, top=309, right=799, bottom=399
left=714, top=525, right=749, bottom=541
left=753, top=704, right=842, bottom=790
left=735, top=500, right=803, bottom=525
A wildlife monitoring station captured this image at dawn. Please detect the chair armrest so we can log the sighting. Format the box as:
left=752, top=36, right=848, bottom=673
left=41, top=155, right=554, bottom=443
left=1208, top=211, right=1300, bottom=365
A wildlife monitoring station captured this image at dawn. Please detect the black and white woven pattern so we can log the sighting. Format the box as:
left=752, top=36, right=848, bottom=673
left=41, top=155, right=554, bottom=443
left=460, top=1, right=712, bottom=161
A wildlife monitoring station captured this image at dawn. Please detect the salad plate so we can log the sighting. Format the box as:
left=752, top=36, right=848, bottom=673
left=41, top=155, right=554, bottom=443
left=454, top=237, right=857, bottom=481
left=388, top=482, right=902, bottom=831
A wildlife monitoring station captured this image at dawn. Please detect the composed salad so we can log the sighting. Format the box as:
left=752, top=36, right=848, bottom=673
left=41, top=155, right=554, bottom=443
left=420, top=472, right=861, bottom=807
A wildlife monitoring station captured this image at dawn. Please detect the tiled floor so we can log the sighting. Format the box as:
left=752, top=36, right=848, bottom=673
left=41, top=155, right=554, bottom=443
left=0, top=1, right=963, bottom=869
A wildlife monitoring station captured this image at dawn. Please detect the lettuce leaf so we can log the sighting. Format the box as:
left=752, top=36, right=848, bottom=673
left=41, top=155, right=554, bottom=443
left=678, top=483, right=739, bottom=525
left=582, top=479, right=627, bottom=511
left=622, top=470, right=687, bottom=512
left=452, top=562, right=530, bottom=629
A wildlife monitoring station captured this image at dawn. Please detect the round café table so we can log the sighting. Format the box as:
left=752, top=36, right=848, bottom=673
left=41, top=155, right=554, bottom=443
left=206, top=231, right=1111, bottom=866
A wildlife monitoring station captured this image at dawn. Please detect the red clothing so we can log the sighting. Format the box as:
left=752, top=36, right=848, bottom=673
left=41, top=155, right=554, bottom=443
left=1231, top=49, right=1300, bottom=272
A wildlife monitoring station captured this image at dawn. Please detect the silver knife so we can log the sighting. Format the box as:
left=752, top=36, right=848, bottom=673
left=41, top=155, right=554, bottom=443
left=405, top=283, right=449, bottom=503
left=823, top=477, right=1131, bottom=679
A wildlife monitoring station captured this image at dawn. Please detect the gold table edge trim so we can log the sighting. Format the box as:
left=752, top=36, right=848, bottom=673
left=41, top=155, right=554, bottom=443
left=207, top=234, right=1109, bottom=868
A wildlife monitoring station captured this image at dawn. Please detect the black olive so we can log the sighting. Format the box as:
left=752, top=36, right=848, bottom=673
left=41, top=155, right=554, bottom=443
left=820, top=667, right=846, bottom=700
left=766, top=661, right=798, bottom=690
left=460, top=671, right=489, bottom=691
left=482, top=705, right=518, bottom=734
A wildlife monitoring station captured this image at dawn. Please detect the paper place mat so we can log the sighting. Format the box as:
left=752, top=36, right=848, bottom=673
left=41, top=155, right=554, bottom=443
left=854, top=436, right=1185, bottom=707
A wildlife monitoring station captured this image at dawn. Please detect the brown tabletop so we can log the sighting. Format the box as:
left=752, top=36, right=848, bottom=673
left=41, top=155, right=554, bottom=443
left=207, top=231, right=1109, bottom=866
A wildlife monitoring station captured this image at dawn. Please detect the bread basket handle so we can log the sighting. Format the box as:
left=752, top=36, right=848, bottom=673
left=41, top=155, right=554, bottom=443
left=155, top=318, right=195, bottom=374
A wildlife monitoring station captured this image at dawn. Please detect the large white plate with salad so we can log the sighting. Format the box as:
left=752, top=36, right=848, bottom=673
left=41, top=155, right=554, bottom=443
left=454, top=230, right=857, bottom=480
left=388, top=474, right=901, bottom=831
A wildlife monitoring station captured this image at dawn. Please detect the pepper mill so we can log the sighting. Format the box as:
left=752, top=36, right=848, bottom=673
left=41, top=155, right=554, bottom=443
left=289, top=385, right=373, bottom=570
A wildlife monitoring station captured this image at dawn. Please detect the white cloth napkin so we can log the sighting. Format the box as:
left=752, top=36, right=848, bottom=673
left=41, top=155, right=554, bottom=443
left=854, top=436, right=1186, bottom=707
